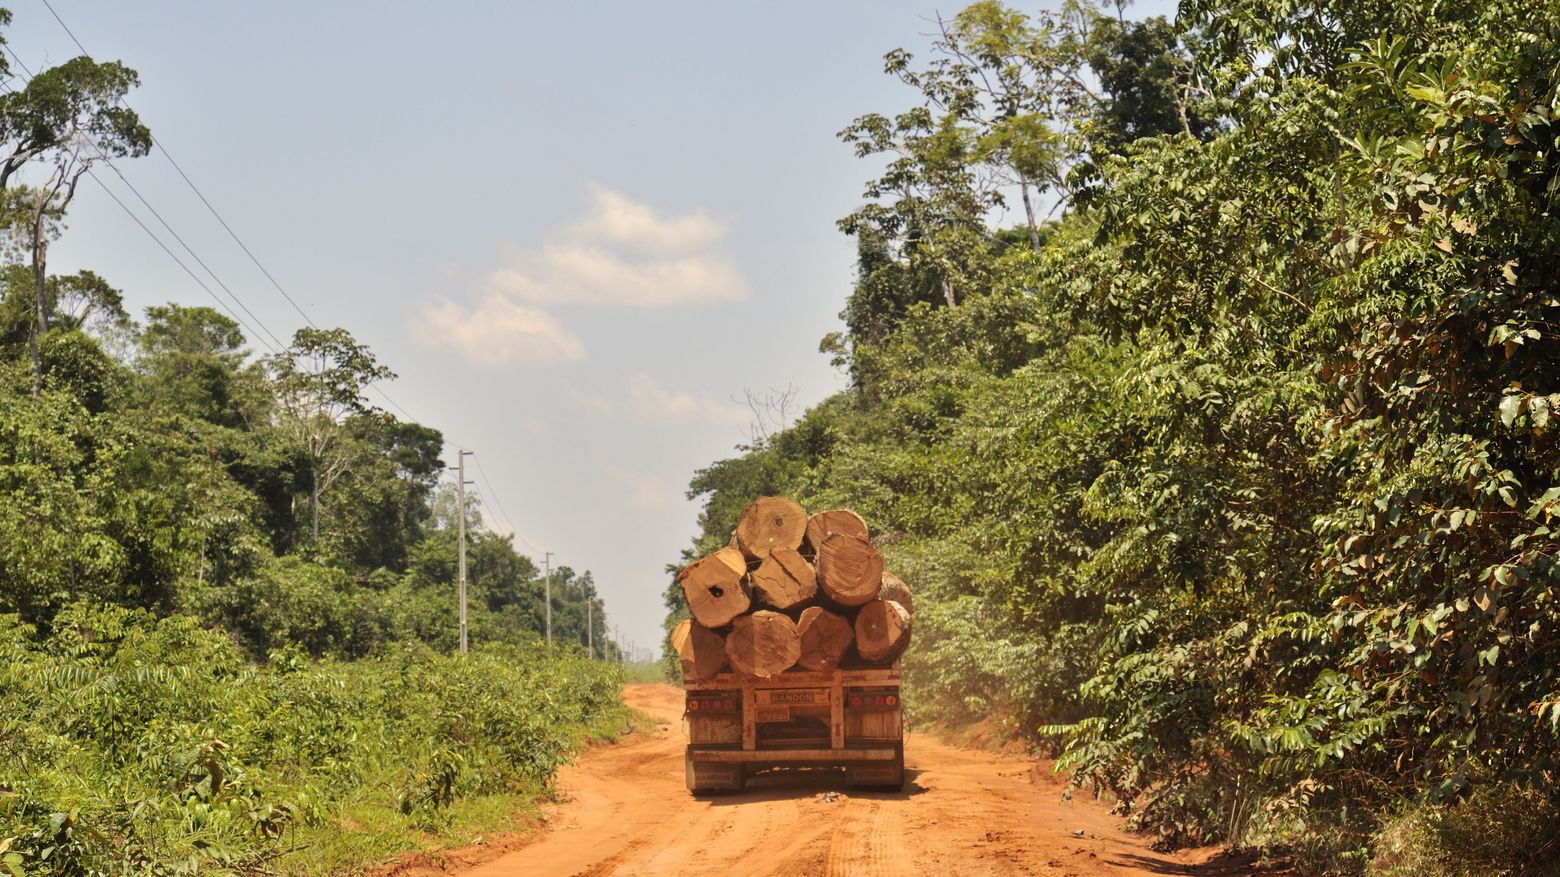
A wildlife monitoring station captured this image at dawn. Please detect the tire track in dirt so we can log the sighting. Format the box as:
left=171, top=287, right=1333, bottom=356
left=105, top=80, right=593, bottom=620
left=416, top=684, right=1261, bottom=877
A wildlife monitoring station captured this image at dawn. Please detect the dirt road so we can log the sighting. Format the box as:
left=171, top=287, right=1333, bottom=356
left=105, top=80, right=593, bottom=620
left=450, top=684, right=1253, bottom=877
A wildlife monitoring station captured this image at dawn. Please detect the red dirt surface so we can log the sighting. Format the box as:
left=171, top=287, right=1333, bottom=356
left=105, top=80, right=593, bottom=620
left=394, top=683, right=1264, bottom=877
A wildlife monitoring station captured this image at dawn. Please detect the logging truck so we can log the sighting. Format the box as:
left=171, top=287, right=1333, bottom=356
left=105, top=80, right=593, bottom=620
left=674, top=498, right=912, bottom=793
left=682, top=660, right=905, bottom=793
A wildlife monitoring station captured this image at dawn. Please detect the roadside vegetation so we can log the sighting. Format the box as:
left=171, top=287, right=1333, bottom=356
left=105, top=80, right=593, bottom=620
left=0, top=8, right=624, bottom=874
left=1, top=606, right=628, bottom=877
left=668, top=0, right=1560, bottom=871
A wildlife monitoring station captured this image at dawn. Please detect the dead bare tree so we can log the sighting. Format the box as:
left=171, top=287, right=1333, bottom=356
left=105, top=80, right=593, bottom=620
left=741, top=384, right=800, bottom=444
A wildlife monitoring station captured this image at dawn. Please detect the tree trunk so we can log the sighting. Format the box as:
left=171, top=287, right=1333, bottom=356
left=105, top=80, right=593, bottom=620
left=29, top=219, right=48, bottom=397
left=804, top=509, right=868, bottom=556
left=748, top=546, right=817, bottom=610
left=879, top=572, right=914, bottom=615
left=1019, top=178, right=1041, bottom=252
left=671, top=619, right=727, bottom=682
left=795, top=606, right=854, bottom=672
left=677, top=546, right=751, bottom=628
left=815, top=533, right=883, bottom=607
left=734, top=496, right=808, bottom=560
left=854, top=599, right=912, bottom=663
left=725, top=610, right=800, bottom=678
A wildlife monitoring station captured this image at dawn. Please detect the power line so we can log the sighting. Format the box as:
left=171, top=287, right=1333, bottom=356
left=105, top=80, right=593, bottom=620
left=40, top=0, right=319, bottom=331
left=31, top=7, right=438, bottom=422
left=17, top=20, right=437, bottom=441
left=25, top=8, right=553, bottom=577
left=470, top=452, right=541, bottom=554
left=34, top=4, right=500, bottom=445
left=85, top=169, right=281, bottom=354
left=2, top=44, right=289, bottom=355
left=0, top=79, right=281, bottom=355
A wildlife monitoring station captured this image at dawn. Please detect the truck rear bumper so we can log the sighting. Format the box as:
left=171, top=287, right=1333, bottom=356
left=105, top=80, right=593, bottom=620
left=689, top=747, right=898, bottom=764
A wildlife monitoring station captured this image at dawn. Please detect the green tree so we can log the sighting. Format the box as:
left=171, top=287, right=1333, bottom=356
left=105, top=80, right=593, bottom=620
left=0, top=45, right=150, bottom=394
left=266, top=327, right=396, bottom=543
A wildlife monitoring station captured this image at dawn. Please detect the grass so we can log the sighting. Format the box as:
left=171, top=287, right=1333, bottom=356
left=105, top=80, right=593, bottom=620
left=0, top=604, right=632, bottom=877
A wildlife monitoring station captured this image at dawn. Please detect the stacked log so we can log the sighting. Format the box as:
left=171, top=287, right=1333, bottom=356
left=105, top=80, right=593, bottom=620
left=748, top=547, right=816, bottom=610
left=726, top=611, right=801, bottom=678
left=677, top=546, right=750, bottom=628
left=815, top=534, right=883, bottom=607
left=672, top=497, right=913, bottom=679
left=795, top=606, right=853, bottom=672
left=878, top=572, right=914, bottom=616
left=671, top=619, right=728, bottom=681
left=854, top=599, right=912, bottom=663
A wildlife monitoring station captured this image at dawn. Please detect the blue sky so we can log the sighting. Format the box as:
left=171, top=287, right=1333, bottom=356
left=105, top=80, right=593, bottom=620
left=14, top=0, right=1175, bottom=656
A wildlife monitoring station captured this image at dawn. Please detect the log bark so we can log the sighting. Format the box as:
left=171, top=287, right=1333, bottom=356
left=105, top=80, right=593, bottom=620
left=677, top=547, right=751, bottom=628
left=879, top=572, right=914, bottom=616
left=725, top=610, right=800, bottom=678
left=795, top=606, right=854, bottom=672
left=734, top=496, right=808, bottom=560
left=748, top=546, right=817, bottom=610
left=670, top=619, right=727, bottom=681
left=804, top=508, right=868, bottom=555
left=815, top=533, right=883, bottom=607
left=854, top=599, right=912, bottom=663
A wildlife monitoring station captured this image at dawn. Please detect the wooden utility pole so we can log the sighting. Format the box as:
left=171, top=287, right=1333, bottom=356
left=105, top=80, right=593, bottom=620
left=457, top=450, right=473, bottom=654
left=543, top=551, right=555, bottom=645
left=587, top=598, right=594, bottom=659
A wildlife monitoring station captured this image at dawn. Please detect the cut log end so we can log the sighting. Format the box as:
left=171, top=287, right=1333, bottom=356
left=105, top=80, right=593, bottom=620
left=677, top=546, right=751, bottom=628
left=671, top=619, right=728, bottom=681
left=734, top=496, right=808, bottom=560
left=725, top=610, right=801, bottom=678
left=854, top=599, right=911, bottom=664
left=804, top=509, right=869, bottom=555
left=815, top=533, right=884, bottom=607
left=879, top=572, right=914, bottom=616
left=796, top=606, right=854, bottom=672
left=748, top=546, right=818, bottom=610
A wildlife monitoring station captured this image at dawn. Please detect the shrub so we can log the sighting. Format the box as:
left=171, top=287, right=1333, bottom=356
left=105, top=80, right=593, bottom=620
left=0, top=603, right=627, bottom=877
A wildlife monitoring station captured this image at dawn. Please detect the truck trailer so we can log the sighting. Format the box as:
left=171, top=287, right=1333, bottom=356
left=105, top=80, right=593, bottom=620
left=683, top=662, right=904, bottom=793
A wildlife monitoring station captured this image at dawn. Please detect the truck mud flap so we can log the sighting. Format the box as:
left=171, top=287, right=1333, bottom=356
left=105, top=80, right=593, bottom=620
left=685, top=747, right=744, bottom=793
left=845, top=744, right=904, bottom=791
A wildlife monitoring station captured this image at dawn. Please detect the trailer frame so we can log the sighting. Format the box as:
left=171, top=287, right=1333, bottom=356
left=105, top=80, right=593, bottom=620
left=683, top=662, right=903, bottom=793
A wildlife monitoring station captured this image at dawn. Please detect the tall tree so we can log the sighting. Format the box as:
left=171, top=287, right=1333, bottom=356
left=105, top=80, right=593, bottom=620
left=0, top=50, right=150, bottom=394
left=266, top=327, right=395, bottom=542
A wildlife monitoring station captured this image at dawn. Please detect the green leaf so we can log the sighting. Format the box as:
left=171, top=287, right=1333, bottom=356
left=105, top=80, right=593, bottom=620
left=1499, top=393, right=1524, bottom=427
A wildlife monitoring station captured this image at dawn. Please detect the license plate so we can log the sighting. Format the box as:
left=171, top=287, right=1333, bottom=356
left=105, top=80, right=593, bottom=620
left=753, top=705, right=791, bottom=723
left=756, top=688, right=828, bottom=706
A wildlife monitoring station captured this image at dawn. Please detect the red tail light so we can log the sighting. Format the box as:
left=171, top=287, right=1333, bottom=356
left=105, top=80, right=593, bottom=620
left=850, top=695, right=862, bottom=707
left=723, top=699, right=734, bottom=710
left=874, top=695, right=885, bottom=706
left=886, top=695, right=897, bottom=706
left=689, top=699, right=700, bottom=711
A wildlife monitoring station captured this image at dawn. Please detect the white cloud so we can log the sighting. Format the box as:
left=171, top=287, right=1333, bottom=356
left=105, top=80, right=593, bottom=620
left=417, top=184, right=747, bottom=368
left=416, top=294, right=586, bottom=366
left=487, top=184, right=749, bottom=309
left=568, top=386, right=617, bottom=415
left=488, top=242, right=749, bottom=308
left=627, top=372, right=750, bottom=426
left=569, top=183, right=726, bottom=254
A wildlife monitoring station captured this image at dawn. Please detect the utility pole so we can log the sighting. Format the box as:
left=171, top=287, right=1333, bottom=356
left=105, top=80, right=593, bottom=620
left=543, top=551, right=555, bottom=645
left=455, top=450, right=474, bottom=654
left=587, top=598, right=594, bottom=659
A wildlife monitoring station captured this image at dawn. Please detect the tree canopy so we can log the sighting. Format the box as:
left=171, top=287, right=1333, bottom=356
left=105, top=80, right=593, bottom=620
left=672, top=0, right=1560, bottom=868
